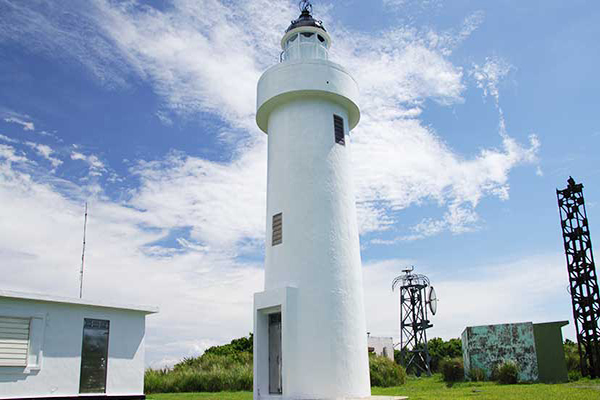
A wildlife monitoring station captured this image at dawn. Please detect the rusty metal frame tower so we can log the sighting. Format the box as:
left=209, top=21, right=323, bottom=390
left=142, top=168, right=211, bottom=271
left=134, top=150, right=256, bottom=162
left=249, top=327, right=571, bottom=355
left=392, top=267, right=433, bottom=376
left=557, top=177, right=600, bottom=378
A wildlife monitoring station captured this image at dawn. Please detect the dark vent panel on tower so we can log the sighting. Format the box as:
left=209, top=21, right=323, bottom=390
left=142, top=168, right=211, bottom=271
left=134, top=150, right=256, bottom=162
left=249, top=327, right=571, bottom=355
left=272, top=213, right=283, bottom=246
left=334, top=115, right=345, bottom=145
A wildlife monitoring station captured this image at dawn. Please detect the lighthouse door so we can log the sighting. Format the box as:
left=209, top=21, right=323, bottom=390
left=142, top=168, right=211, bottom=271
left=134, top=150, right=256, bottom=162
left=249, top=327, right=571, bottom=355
left=268, top=312, right=282, bottom=394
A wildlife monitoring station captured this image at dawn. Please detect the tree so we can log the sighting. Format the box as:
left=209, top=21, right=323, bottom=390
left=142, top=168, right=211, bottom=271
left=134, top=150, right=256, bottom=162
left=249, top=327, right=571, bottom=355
left=204, top=333, right=254, bottom=356
left=427, top=337, right=462, bottom=372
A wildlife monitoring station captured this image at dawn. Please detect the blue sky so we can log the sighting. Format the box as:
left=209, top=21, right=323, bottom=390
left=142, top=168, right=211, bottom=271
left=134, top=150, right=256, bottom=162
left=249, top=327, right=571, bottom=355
left=0, top=0, right=599, bottom=367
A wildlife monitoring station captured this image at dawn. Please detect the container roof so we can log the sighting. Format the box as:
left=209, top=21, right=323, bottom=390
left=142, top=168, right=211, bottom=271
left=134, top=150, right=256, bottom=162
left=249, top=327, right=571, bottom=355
left=0, top=289, right=158, bottom=314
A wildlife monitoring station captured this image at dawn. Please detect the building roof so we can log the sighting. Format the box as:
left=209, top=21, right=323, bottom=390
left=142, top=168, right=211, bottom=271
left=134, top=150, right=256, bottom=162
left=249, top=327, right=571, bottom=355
left=0, top=289, right=158, bottom=314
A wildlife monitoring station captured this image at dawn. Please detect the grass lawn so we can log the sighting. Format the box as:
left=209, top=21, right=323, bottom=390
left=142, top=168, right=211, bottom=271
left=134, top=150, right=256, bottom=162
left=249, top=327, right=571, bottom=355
left=374, top=374, right=600, bottom=399
left=147, top=393, right=251, bottom=400
left=147, top=374, right=600, bottom=400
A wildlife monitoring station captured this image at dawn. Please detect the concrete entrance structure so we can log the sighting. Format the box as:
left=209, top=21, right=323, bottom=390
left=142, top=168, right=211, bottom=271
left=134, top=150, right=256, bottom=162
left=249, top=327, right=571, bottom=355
left=253, top=4, right=370, bottom=400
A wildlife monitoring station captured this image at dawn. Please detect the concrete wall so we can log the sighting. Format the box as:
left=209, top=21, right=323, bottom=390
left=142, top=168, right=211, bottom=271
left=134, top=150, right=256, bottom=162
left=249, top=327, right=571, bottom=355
left=368, top=337, right=394, bottom=361
left=0, top=297, right=147, bottom=399
left=462, top=322, right=539, bottom=382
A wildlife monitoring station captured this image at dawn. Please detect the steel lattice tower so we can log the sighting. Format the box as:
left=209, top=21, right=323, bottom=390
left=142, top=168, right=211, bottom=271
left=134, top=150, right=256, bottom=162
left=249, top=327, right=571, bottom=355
left=392, top=268, right=433, bottom=376
left=557, top=177, right=600, bottom=378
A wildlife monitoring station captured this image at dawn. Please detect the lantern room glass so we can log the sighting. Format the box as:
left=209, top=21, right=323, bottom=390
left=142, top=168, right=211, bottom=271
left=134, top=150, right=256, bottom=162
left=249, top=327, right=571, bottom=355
left=281, top=32, right=328, bottom=62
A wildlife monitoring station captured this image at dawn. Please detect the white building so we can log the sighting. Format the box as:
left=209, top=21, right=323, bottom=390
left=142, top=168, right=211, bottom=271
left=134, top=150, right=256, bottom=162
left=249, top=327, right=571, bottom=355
left=0, top=290, right=157, bottom=400
left=253, top=3, right=370, bottom=399
left=367, top=336, right=395, bottom=362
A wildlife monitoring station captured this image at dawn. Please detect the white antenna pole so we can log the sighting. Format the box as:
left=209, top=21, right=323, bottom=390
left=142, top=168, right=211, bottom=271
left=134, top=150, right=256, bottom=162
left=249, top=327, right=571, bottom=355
left=79, top=202, right=88, bottom=299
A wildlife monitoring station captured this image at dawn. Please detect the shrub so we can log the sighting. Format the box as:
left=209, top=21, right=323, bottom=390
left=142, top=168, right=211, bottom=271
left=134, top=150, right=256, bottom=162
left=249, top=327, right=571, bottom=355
left=145, top=369, right=171, bottom=393
left=427, top=338, right=462, bottom=373
left=468, top=367, right=486, bottom=382
left=394, top=349, right=402, bottom=365
left=174, top=352, right=253, bottom=371
left=490, top=363, right=500, bottom=381
left=564, top=339, right=582, bottom=373
left=439, top=357, right=464, bottom=383
left=568, top=370, right=582, bottom=382
left=369, top=354, right=407, bottom=387
left=145, top=352, right=253, bottom=393
left=496, top=360, right=519, bottom=385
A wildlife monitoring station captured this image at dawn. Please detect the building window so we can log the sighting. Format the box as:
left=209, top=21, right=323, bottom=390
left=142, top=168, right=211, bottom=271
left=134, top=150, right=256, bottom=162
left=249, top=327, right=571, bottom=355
left=272, top=213, right=283, bottom=246
left=0, top=316, right=30, bottom=367
left=334, top=115, right=345, bottom=145
left=79, top=319, right=110, bottom=394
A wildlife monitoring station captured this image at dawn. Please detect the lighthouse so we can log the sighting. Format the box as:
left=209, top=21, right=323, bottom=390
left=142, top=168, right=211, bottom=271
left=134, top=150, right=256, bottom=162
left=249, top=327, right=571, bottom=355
left=253, top=2, right=370, bottom=399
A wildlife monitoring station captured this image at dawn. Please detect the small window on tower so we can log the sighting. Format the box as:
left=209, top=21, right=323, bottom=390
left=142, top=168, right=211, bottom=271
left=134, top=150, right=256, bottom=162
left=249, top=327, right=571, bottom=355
left=318, top=34, right=325, bottom=43
left=272, top=213, right=283, bottom=246
left=333, top=115, right=345, bottom=145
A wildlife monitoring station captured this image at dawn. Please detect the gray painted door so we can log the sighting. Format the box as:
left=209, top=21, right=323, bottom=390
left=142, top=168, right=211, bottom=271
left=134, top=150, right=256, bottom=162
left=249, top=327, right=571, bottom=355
left=269, top=312, right=282, bottom=394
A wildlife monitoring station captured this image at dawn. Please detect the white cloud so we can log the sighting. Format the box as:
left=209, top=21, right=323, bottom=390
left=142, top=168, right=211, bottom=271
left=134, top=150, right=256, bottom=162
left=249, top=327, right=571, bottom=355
left=128, top=142, right=267, bottom=251
left=382, top=0, right=444, bottom=14
left=372, top=205, right=479, bottom=243
left=0, top=144, right=29, bottom=165
left=350, top=116, right=539, bottom=235
left=471, top=56, right=513, bottom=105
left=1, top=149, right=574, bottom=366
left=0, top=151, right=263, bottom=368
left=0, top=1, right=540, bottom=240
left=0, top=1, right=134, bottom=88
left=4, top=116, right=35, bottom=131
left=70, top=151, right=106, bottom=176
left=362, top=254, right=576, bottom=341
left=324, top=19, right=538, bottom=237
left=38, top=130, right=62, bottom=142
left=92, top=0, right=295, bottom=129
left=536, top=165, right=544, bottom=177
left=25, top=141, right=63, bottom=169
left=0, top=134, right=19, bottom=143
left=155, top=110, right=173, bottom=126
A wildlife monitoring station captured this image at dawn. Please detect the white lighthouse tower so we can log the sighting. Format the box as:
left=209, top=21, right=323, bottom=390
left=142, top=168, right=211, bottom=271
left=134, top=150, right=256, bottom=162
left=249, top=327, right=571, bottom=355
left=253, top=2, right=370, bottom=399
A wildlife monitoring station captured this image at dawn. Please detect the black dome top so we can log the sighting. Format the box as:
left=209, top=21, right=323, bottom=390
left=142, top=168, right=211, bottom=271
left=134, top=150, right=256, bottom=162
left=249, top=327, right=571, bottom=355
left=286, top=3, right=326, bottom=33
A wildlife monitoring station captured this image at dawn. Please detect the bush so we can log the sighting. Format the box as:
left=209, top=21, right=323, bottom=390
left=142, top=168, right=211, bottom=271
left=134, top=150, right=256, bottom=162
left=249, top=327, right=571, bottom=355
left=394, top=349, right=402, bottom=365
left=174, top=352, right=253, bottom=371
left=145, top=352, right=253, bottom=393
left=468, top=367, right=486, bottom=382
left=496, top=360, right=519, bottom=385
left=145, top=369, right=174, bottom=393
left=369, top=354, right=407, bottom=387
left=568, top=370, right=582, bottom=382
left=439, top=357, right=464, bottom=383
left=427, top=338, right=462, bottom=373
left=564, top=339, right=582, bottom=373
